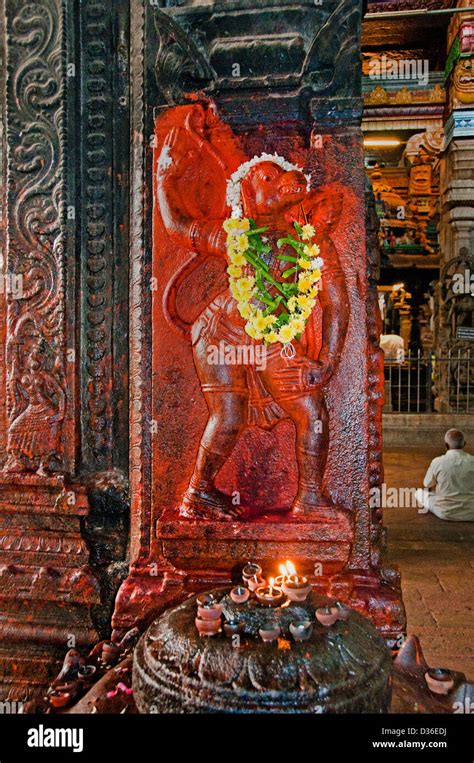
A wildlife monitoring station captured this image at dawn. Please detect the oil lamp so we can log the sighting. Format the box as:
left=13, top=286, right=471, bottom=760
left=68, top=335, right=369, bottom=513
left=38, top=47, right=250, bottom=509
left=424, top=668, right=454, bottom=695
left=242, top=562, right=265, bottom=591
left=230, top=585, right=250, bottom=604
left=197, top=600, right=222, bottom=621
left=259, top=621, right=281, bottom=643
left=195, top=616, right=221, bottom=637
left=280, top=561, right=311, bottom=602
left=316, top=605, right=339, bottom=627
left=255, top=577, right=284, bottom=607
left=289, top=620, right=313, bottom=642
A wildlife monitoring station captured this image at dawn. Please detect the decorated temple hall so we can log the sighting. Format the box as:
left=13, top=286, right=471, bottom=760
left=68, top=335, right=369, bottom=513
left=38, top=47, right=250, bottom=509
left=0, top=0, right=473, bottom=749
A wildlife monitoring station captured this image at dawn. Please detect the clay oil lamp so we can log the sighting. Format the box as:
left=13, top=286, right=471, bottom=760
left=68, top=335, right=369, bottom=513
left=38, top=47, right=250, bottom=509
left=48, top=690, right=71, bottom=709
left=77, top=665, right=97, bottom=684
left=195, top=615, right=221, bottom=637
left=274, top=563, right=289, bottom=588
left=316, top=605, right=339, bottom=627
left=230, top=585, right=250, bottom=604
left=196, top=593, right=215, bottom=608
left=102, top=641, right=120, bottom=665
left=255, top=577, right=284, bottom=608
left=197, top=600, right=222, bottom=621
left=242, top=562, right=265, bottom=592
left=289, top=620, right=313, bottom=642
left=223, top=619, right=245, bottom=637
left=259, top=622, right=281, bottom=643
left=424, top=668, right=454, bottom=695
left=280, top=561, right=311, bottom=603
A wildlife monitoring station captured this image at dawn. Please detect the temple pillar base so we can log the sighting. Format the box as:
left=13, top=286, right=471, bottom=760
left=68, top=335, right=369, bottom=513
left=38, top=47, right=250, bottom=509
left=0, top=474, right=100, bottom=701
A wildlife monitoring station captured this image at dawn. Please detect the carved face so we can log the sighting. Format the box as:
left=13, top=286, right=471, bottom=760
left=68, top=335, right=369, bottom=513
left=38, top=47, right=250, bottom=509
left=453, top=58, right=474, bottom=104
left=241, top=161, right=307, bottom=218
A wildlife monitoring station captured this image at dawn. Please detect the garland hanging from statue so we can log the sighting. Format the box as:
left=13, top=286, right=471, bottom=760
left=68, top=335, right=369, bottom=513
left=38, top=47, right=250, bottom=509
left=223, top=154, right=323, bottom=345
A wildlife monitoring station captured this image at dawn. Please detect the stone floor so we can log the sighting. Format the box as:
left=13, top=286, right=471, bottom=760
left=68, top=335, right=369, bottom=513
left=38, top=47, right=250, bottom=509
left=383, top=447, right=474, bottom=680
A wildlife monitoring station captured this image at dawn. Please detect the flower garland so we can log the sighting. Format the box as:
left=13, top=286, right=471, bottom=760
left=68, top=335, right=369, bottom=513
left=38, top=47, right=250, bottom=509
left=223, top=216, right=323, bottom=345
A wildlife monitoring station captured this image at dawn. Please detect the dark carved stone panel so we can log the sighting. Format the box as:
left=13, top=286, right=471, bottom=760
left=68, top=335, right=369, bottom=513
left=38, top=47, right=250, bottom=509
left=78, top=0, right=130, bottom=473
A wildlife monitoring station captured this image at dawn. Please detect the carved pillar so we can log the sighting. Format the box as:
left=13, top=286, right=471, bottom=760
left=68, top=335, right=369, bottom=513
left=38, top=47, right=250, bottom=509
left=0, top=0, right=128, bottom=699
left=112, top=0, right=405, bottom=643
left=436, top=0, right=474, bottom=410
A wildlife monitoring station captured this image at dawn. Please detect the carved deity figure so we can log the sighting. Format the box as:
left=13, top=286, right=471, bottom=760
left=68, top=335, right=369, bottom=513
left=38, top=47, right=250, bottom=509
left=3, top=338, right=65, bottom=476
left=156, top=105, right=349, bottom=522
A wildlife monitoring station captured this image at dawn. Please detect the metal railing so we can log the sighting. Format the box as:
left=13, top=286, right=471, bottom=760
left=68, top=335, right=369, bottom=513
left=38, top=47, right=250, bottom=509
left=384, top=350, right=473, bottom=413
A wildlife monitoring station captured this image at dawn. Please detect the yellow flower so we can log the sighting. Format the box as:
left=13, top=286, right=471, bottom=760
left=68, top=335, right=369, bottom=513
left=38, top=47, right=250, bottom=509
left=228, top=250, right=246, bottom=266
left=245, top=322, right=264, bottom=340
left=265, top=331, right=279, bottom=344
left=278, top=324, right=297, bottom=343
left=227, top=264, right=242, bottom=278
left=287, top=296, right=298, bottom=313
left=303, top=243, right=320, bottom=258
left=230, top=280, right=251, bottom=301
left=308, top=286, right=319, bottom=298
left=235, top=234, right=249, bottom=253
left=298, top=274, right=313, bottom=292
left=301, top=224, right=315, bottom=241
left=289, top=316, right=305, bottom=334
left=298, top=257, right=311, bottom=270
left=236, top=276, right=255, bottom=292
left=223, top=217, right=251, bottom=234
left=265, top=314, right=277, bottom=326
left=254, top=313, right=269, bottom=332
left=311, top=268, right=322, bottom=281
left=237, top=302, right=253, bottom=319
left=297, top=294, right=315, bottom=311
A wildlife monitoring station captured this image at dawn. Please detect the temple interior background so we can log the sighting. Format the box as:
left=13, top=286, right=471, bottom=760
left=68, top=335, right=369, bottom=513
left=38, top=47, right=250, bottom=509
left=361, top=0, right=474, bottom=686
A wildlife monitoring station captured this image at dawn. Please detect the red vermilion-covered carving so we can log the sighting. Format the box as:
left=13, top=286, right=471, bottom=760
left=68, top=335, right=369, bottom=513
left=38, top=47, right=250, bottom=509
left=112, top=102, right=405, bottom=643
left=156, top=103, right=349, bottom=522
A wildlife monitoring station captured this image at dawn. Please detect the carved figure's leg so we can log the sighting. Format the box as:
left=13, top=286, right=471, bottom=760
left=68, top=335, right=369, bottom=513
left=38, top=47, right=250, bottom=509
left=276, top=393, right=334, bottom=514
left=259, top=356, right=341, bottom=519
left=180, top=338, right=249, bottom=521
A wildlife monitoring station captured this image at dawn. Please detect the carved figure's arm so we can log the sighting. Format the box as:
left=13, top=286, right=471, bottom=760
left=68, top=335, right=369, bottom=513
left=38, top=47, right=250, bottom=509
left=303, top=237, right=349, bottom=389
left=157, top=127, right=226, bottom=258
left=316, top=239, right=350, bottom=374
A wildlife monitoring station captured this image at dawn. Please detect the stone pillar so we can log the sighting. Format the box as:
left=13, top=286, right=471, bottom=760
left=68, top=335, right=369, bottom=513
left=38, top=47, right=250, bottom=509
left=436, top=0, right=474, bottom=410
left=0, top=0, right=131, bottom=699
left=0, top=0, right=101, bottom=701
left=112, top=0, right=405, bottom=644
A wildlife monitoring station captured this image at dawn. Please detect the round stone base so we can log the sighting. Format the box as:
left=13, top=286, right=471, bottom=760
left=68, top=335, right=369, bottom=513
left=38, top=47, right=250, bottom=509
left=133, top=589, right=392, bottom=714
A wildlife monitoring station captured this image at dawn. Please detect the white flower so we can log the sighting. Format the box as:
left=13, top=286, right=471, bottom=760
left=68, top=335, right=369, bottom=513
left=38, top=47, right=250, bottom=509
left=310, top=257, right=324, bottom=270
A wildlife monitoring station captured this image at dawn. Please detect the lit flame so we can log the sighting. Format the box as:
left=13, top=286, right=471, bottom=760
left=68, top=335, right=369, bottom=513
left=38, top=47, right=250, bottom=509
left=286, top=560, right=296, bottom=576
left=279, top=563, right=287, bottom=577
left=269, top=577, right=275, bottom=587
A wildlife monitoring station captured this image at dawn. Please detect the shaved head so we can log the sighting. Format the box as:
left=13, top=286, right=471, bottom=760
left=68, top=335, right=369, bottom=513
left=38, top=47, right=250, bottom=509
left=444, top=429, right=466, bottom=449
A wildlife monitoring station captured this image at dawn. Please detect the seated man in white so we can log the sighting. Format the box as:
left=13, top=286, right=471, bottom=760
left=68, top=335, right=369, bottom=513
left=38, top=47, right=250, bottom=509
left=415, top=429, right=474, bottom=521
left=380, top=334, right=405, bottom=363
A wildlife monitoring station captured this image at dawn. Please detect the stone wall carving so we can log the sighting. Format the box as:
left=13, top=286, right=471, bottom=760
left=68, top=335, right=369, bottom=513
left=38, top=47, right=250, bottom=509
left=80, top=0, right=114, bottom=468
left=4, top=0, right=69, bottom=473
